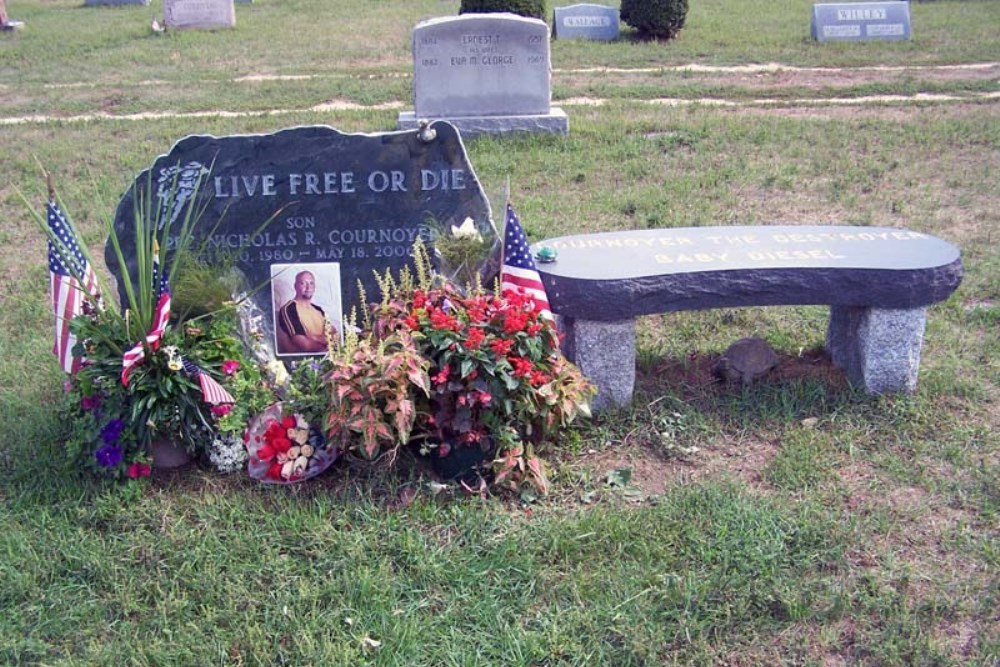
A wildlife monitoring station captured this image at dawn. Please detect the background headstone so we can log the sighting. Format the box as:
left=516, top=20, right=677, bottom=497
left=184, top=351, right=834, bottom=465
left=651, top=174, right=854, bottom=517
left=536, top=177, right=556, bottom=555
left=553, top=4, right=619, bottom=41
left=811, top=2, right=911, bottom=41
left=108, top=122, right=493, bottom=356
left=164, top=0, right=236, bottom=30
left=398, top=13, right=568, bottom=137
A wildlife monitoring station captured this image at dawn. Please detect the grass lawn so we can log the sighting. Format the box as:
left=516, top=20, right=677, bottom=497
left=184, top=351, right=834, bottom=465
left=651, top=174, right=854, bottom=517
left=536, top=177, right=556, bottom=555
left=1, top=1, right=998, bottom=665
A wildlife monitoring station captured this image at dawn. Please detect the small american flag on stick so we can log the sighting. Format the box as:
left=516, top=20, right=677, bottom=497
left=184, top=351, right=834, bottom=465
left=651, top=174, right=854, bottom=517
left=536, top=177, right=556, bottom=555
left=500, top=203, right=552, bottom=320
left=47, top=198, right=100, bottom=374
left=182, top=357, right=235, bottom=406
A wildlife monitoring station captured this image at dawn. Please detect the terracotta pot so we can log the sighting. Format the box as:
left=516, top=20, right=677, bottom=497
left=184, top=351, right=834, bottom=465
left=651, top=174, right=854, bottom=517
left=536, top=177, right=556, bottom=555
left=148, top=439, right=192, bottom=469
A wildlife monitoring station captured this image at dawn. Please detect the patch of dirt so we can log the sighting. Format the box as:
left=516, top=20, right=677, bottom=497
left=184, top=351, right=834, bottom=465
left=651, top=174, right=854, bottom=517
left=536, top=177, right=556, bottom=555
left=573, top=348, right=848, bottom=498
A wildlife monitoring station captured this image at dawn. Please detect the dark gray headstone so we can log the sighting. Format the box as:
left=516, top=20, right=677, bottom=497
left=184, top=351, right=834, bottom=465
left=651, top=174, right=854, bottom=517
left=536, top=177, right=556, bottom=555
left=811, top=1, right=911, bottom=41
left=553, top=4, right=619, bottom=41
left=164, top=0, right=235, bottom=30
left=531, top=226, right=962, bottom=320
left=108, top=122, right=492, bottom=355
left=398, top=13, right=568, bottom=137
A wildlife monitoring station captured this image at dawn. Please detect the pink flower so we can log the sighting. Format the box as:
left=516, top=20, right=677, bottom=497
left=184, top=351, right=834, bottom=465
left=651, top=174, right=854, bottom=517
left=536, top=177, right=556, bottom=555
left=432, top=365, right=450, bottom=385
left=127, top=462, right=151, bottom=479
left=222, top=360, right=241, bottom=376
left=211, top=404, right=233, bottom=417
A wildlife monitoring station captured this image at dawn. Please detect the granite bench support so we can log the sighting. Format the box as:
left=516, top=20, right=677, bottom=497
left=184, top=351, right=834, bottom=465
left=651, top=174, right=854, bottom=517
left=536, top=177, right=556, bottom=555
left=532, top=226, right=963, bottom=411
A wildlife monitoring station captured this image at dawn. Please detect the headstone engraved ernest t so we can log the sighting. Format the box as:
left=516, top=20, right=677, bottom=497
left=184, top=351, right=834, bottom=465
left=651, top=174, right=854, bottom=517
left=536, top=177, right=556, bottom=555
left=108, top=122, right=492, bottom=358
left=164, top=0, right=236, bottom=30
left=398, top=13, right=568, bottom=137
left=553, top=4, right=619, bottom=41
left=811, top=1, right=911, bottom=42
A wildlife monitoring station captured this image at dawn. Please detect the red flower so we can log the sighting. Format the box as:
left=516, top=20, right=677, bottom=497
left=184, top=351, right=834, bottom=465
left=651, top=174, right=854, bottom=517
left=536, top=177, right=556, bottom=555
left=413, top=290, right=428, bottom=308
left=466, top=327, right=485, bottom=350
left=267, top=463, right=283, bottom=480
left=127, top=462, right=151, bottom=479
left=529, top=370, right=550, bottom=387
left=490, top=338, right=514, bottom=356
left=281, top=415, right=297, bottom=430
left=256, top=443, right=276, bottom=461
left=527, top=323, right=543, bottom=336
left=221, top=360, right=240, bottom=376
left=211, top=404, right=233, bottom=417
left=272, top=437, right=292, bottom=455
left=432, top=365, right=450, bottom=385
left=403, top=315, right=420, bottom=329
left=510, top=356, right=534, bottom=378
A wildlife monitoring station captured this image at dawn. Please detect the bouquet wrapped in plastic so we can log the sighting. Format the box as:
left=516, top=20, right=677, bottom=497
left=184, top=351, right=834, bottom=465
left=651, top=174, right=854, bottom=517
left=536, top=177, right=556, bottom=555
left=245, top=402, right=337, bottom=483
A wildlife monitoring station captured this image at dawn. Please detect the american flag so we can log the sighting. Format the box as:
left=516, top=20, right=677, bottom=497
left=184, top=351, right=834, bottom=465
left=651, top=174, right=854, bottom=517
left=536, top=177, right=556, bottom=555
left=120, top=259, right=172, bottom=386
left=500, top=203, right=552, bottom=319
left=182, top=357, right=235, bottom=406
left=47, top=199, right=100, bottom=374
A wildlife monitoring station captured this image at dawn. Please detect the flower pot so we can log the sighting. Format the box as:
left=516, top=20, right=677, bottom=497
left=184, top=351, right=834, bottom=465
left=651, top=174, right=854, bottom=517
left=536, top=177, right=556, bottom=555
left=430, top=439, right=494, bottom=483
left=147, top=439, right=192, bottom=469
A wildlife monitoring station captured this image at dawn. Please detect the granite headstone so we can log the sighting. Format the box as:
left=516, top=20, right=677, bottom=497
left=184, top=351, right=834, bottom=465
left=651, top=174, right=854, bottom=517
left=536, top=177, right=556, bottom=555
left=811, top=1, right=911, bottom=42
left=107, top=122, right=492, bottom=357
left=553, top=4, right=619, bottom=41
left=398, top=13, right=568, bottom=137
left=164, top=0, right=235, bottom=30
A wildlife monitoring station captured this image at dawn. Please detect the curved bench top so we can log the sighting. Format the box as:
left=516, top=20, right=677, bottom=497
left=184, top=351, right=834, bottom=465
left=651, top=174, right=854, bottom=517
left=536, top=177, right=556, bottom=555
left=530, top=225, right=963, bottom=321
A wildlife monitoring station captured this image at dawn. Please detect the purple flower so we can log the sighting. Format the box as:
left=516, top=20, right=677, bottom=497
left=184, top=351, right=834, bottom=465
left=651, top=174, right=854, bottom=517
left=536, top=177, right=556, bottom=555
left=81, top=394, right=102, bottom=412
left=101, top=419, right=125, bottom=445
left=95, top=444, right=123, bottom=468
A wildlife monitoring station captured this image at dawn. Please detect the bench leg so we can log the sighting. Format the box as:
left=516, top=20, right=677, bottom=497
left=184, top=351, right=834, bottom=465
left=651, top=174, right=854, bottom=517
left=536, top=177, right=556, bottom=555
left=560, top=316, right=636, bottom=411
left=826, top=305, right=928, bottom=394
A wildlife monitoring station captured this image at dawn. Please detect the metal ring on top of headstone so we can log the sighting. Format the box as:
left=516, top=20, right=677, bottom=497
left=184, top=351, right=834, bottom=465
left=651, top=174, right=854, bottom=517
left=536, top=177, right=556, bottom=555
left=417, top=120, right=437, bottom=143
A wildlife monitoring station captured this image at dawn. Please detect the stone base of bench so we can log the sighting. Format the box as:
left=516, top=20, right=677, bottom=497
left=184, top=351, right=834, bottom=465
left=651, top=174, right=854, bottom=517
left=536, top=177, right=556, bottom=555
left=562, top=306, right=928, bottom=411
left=826, top=305, right=927, bottom=394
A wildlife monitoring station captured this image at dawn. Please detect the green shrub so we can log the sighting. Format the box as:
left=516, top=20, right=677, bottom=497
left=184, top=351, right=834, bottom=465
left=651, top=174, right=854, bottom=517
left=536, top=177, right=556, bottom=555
left=620, top=0, right=688, bottom=39
left=459, top=0, right=546, bottom=21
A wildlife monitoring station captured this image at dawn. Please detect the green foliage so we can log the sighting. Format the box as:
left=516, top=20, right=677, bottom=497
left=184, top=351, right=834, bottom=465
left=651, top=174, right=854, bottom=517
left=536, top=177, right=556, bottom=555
left=325, top=241, right=594, bottom=492
left=459, top=0, right=546, bottom=21
left=620, top=0, right=689, bottom=39
left=325, top=330, right=431, bottom=460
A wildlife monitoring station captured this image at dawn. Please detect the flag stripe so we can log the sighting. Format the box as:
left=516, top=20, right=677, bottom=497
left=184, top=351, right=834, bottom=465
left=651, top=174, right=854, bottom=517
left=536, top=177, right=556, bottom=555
left=182, top=357, right=235, bottom=405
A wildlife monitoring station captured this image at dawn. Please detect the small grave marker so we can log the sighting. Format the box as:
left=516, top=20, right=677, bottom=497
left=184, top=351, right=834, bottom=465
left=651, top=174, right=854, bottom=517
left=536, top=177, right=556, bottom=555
left=108, top=123, right=492, bottom=358
left=164, top=0, right=236, bottom=30
left=553, top=4, right=619, bottom=41
left=811, top=1, right=911, bottom=42
left=398, top=14, right=567, bottom=137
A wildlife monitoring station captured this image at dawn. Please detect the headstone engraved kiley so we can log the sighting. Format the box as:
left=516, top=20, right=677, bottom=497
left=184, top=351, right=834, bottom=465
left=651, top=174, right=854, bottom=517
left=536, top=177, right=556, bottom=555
left=164, top=0, right=236, bottom=30
left=107, top=122, right=492, bottom=358
left=398, top=13, right=568, bottom=137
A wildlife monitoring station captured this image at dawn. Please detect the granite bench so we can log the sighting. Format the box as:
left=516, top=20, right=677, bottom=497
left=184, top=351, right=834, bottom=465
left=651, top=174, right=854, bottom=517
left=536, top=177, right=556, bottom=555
left=529, top=225, right=963, bottom=410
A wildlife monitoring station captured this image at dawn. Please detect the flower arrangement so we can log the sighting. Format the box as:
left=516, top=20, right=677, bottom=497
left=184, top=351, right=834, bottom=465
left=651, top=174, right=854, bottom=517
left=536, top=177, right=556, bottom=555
left=324, top=241, right=594, bottom=492
left=32, top=176, right=293, bottom=480
left=429, top=215, right=500, bottom=290
left=245, top=402, right=336, bottom=483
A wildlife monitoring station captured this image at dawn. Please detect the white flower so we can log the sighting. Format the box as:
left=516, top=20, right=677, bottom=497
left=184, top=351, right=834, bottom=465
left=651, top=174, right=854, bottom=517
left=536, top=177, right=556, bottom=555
left=450, top=217, right=482, bottom=241
left=208, top=434, right=248, bottom=474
